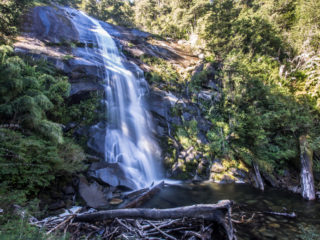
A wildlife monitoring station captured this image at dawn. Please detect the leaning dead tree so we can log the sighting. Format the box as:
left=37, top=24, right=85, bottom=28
left=31, top=200, right=236, bottom=240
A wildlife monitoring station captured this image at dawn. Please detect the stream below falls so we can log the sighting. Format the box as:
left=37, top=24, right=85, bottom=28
left=143, top=182, right=320, bottom=239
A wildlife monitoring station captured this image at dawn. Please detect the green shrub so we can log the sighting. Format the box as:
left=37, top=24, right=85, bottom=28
left=0, top=46, right=70, bottom=143
left=0, top=129, right=85, bottom=196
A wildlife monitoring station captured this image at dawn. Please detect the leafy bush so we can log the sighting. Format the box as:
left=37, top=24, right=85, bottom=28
left=0, top=0, right=32, bottom=43
left=0, top=46, right=70, bottom=143
left=0, top=129, right=85, bottom=196
left=0, top=192, right=67, bottom=240
left=0, top=45, right=87, bottom=198
left=81, top=0, right=134, bottom=27
left=298, top=224, right=320, bottom=240
left=141, top=55, right=181, bottom=90
left=205, top=52, right=316, bottom=172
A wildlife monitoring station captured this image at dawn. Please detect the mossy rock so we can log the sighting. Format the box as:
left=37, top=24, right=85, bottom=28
left=210, top=160, right=226, bottom=173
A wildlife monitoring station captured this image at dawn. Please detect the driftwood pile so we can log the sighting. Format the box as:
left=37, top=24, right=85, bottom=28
left=30, top=200, right=236, bottom=240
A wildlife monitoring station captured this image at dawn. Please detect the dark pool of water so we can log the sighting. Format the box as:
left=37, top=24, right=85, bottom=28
left=142, top=182, right=320, bottom=239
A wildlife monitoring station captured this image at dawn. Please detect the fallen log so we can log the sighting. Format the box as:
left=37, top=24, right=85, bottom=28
left=75, top=200, right=236, bottom=240
left=30, top=200, right=236, bottom=239
left=122, top=181, right=165, bottom=208
left=76, top=200, right=231, bottom=222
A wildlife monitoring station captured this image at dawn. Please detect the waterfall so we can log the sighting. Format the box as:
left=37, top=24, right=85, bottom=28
left=64, top=8, right=161, bottom=189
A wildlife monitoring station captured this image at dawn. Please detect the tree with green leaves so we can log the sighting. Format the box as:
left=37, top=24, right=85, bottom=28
left=0, top=45, right=86, bottom=198
left=80, top=0, right=134, bottom=26
left=0, top=45, right=69, bottom=143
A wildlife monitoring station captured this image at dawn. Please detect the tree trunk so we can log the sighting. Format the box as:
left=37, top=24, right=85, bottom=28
left=300, top=135, right=315, bottom=200
left=252, top=161, right=264, bottom=191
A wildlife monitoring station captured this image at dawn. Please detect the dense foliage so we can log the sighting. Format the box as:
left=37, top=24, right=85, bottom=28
left=0, top=0, right=32, bottom=43
left=0, top=45, right=86, bottom=196
left=80, top=0, right=134, bottom=27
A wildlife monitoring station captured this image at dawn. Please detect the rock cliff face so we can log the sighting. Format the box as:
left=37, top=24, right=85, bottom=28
left=15, top=6, right=104, bottom=98
left=15, top=6, right=196, bottom=98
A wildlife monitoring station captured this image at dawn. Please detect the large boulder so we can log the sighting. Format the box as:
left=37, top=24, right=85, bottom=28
left=15, top=6, right=106, bottom=98
left=147, top=88, right=184, bottom=127
left=99, top=21, right=151, bottom=42
left=78, top=176, right=108, bottom=208
left=147, top=88, right=172, bottom=120
left=87, top=122, right=107, bottom=158
left=88, top=162, right=137, bottom=190
left=22, top=6, right=79, bottom=44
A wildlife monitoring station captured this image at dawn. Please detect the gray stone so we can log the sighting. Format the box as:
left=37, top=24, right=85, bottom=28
left=197, top=132, right=209, bottom=144
left=88, top=162, right=137, bottom=190
left=147, top=88, right=171, bottom=119
left=262, top=172, right=279, bottom=187
left=15, top=6, right=107, bottom=98
left=193, top=174, right=202, bottom=182
left=198, top=90, right=214, bottom=101
left=21, top=6, right=79, bottom=44
left=147, top=88, right=184, bottom=128
left=87, top=122, right=106, bottom=157
left=48, top=200, right=66, bottom=210
left=156, top=126, right=166, bottom=136
left=78, top=176, right=108, bottom=208
left=210, top=160, right=226, bottom=173
left=287, top=185, right=301, bottom=194
left=50, top=191, right=64, bottom=199
left=219, top=175, right=234, bottom=184
left=182, top=112, right=193, bottom=121
left=229, top=168, right=247, bottom=179
left=70, top=82, right=103, bottom=96
left=185, top=153, right=195, bottom=162
left=99, top=21, right=150, bottom=41
left=207, top=80, right=219, bottom=91
left=130, top=29, right=151, bottom=39
left=192, top=63, right=204, bottom=77
left=171, top=161, right=186, bottom=178
left=63, top=186, right=75, bottom=195
left=196, top=117, right=211, bottom=133
left=198, top=54, right=205, bottom=60
left=196, top=159, right=209, bottom=177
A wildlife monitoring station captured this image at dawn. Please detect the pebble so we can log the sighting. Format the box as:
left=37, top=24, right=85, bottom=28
left=258, top=227, right=266, bottom=233
left=262, top=231, right=276, bottom=238
left=263, top=200, right=273, bottom=206
left=246, top=200, right=258, bottom=205
left=269, top=223, right=280, bottom=228
left=266, top=216, right=277, bottom=222
left=109, top=198, right=123, bottom=205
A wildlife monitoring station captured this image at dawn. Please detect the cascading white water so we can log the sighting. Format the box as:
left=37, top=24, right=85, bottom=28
left=65, top=8, right=161, bottom=189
